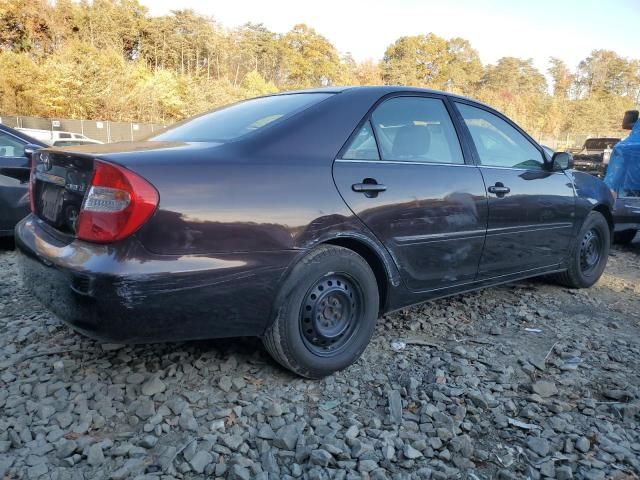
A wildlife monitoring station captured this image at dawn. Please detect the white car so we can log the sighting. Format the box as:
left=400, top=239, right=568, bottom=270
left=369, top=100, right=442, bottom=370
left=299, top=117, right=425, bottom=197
left=51, top=138, right=103, bottom=147
left=15, top=128, right=102, bottom=146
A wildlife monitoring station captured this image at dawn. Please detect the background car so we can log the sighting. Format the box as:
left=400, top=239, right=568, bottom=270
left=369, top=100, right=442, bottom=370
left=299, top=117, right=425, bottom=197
left=0, top=124, right=46, bottom=237
left=51, top=138, right=104, bottom=147
left=16, top=87, right=614, bottom=378
left=572, top=137, right=621, bottom=177
left=16, top=128, right=102, bottom=146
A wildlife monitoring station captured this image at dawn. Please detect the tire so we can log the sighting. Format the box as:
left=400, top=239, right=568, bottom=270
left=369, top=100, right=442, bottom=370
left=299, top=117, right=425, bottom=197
left=263, top=245, right=379, bottom=378
left=613, top=229, right=637, bottom=245
left=554, top=211, right=610, bottom=288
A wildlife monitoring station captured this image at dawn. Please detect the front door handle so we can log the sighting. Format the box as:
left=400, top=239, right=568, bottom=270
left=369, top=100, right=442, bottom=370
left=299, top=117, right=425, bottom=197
left=352, top=178, right=386, bottom=198
left=487, top=183, right=510, bottom=197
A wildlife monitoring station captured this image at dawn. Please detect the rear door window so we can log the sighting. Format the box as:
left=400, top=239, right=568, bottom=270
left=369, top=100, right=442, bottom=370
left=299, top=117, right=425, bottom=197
left=152, top=93, right=332, bottom=143
left=342, top=121, right=380, bottom=160
left=370, top=97, right=464, bottom=164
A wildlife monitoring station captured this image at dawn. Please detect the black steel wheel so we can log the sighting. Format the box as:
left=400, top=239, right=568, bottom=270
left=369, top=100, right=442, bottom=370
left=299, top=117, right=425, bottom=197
left=554, top=211, right=610, bottom=288
left=263, top=245, right=379, bottom=378
left=299, top=274, right=363, bottom=356
left=579, top=228, right=602, bottom=275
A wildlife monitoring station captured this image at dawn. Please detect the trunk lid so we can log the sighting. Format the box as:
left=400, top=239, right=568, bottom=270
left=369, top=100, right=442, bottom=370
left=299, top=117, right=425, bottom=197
left=32, top=150, right=94, bottom=235
left=31, top=141, right=216, bottom=237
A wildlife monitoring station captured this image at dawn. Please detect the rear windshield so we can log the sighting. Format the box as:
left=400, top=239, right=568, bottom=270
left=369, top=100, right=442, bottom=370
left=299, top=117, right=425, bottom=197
left=151, top=93, right=332, bottom=143
left=584, top=138, right=619, bottom=150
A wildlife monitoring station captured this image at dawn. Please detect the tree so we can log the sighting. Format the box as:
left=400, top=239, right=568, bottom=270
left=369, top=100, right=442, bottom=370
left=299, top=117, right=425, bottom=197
left=442, top=37, right=482, bottom=94
left=0, top=0, right=637, bottom=135
left=476, top=57, right=548, bottom=132
left=548, top=57, right=574, bottom=98
left=281, top=24, right=340, bottom=88
left=382, top=34, right=449, bottom=87
left=353, top=59, right=383, bottom=85
left=0, top=0, right=55, bottom=53
left=241, top=70, right=277, bottom=97
left=232, top=23, right=283, bottom=84
left=575, top=49, right=638, bottom=98
left=381, top=34, right=482, bottom=94
left=0, top=50, right=42, bottom=113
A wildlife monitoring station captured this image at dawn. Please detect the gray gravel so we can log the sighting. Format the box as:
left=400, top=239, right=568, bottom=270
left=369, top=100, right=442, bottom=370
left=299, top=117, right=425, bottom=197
left=1, top=239, right=640, bottom=479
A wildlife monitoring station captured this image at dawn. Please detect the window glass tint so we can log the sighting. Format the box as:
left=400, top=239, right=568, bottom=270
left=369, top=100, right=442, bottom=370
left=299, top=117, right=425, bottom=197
left=342, top=121, right=379, bottom=160
left=370, top=97, right=463, bottom=164
left=456, top=103, right=543, bottom=169
left=0, top=132, right=25, bottom=157
left=152, top=93, right=332, bottom=142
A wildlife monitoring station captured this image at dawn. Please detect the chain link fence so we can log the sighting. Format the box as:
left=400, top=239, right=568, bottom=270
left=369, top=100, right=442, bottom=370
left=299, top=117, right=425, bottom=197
left=0, top=114, right=165, bottom=143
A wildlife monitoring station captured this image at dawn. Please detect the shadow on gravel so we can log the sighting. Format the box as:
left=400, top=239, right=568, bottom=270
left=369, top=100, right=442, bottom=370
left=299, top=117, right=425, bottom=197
left=54, top=331, right=295, bottom=379
left=0, top=236, right=15, bottom=250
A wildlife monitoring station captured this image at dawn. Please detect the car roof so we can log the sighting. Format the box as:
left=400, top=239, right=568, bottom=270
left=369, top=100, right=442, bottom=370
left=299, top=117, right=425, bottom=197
left=276, top=85, right=493, bottom=109
left=0, top=123, right=48, bottom=146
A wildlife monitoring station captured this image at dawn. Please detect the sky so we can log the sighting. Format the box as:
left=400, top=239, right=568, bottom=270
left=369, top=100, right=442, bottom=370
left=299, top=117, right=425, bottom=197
left=139, top=0, right=640, bottom=71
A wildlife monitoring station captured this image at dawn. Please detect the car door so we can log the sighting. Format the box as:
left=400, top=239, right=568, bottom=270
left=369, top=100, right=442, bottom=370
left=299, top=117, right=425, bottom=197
left=0, top=130, right=31, bottom=234
left=453, top=101, right=575, bottom=278
left=333, top=94, right=488, bottom=292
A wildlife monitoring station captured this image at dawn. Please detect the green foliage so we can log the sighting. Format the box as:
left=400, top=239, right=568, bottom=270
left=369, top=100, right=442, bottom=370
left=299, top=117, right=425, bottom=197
left=0, top=0, right=637, bottom=136
left=241, top=70, right=278, bottom=97
left=281, top=24, right=340, bottom=88
left=382, top=33, right=482, bottom=94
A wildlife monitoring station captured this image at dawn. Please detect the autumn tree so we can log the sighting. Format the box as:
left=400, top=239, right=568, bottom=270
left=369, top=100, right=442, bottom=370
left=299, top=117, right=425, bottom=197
left=548, top=57, right=574, bottom=98
left=0, top=0, right=637, bottom=136
left=281, top=24, right=341, bottom=88
left=381, top=33, right=482, bottom=94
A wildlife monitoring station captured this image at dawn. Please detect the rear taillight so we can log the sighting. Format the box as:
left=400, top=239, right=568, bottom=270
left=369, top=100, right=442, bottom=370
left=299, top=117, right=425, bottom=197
left=76, top=160, right=158, bottom=243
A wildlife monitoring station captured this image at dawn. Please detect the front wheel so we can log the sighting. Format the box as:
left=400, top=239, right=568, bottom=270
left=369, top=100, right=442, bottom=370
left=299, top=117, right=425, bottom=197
left=263, top=245, right=379, bottom=378
left=554, top=211, right=610, bottom=288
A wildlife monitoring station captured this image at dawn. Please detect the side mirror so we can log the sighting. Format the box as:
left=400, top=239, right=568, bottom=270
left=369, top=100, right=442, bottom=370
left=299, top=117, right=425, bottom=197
left=552, top=151, right=573, bottom=171
left=23, top=144, right=41, bottom=159
left=622, top=110, right=639, bottom=130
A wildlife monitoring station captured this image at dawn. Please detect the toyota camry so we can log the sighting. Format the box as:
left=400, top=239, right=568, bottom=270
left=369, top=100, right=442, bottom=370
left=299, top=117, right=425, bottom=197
left=16, top=86, right=614, bottom=378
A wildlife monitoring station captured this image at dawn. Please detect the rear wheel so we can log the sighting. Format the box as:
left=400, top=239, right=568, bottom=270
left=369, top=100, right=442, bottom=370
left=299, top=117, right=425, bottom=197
left=263, top=245, right=379, bottom=378
left=613, top=229, right=637, bottom=245
left=554, top=211, right=610, bottom=288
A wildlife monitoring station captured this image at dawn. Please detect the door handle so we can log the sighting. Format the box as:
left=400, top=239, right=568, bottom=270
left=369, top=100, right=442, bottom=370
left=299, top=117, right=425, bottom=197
left=487, top=183, right=510, bottom=197
left=352, top=179, right=386, bottom=198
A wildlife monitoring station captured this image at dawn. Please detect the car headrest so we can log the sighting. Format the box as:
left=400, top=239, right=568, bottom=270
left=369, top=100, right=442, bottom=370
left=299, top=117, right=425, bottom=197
left=391, top=125, right=431, bottom=158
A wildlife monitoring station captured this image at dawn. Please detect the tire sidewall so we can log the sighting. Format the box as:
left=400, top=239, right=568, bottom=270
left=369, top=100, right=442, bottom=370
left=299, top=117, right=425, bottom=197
left=276, top=248, right=379, bottom=377
left=570, top=212, right=610, bottom=287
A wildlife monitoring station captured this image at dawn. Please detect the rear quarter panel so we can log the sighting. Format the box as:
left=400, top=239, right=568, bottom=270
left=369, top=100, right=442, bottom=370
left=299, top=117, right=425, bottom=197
left=120, top=89, right=388, bottom=255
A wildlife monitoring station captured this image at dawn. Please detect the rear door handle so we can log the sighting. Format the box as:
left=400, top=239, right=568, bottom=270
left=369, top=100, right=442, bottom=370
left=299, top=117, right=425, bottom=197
left=352, top=183, right=387, bottom=193
left=488, top=183, right=510, bottom=197
left=352, top=179, right=386, bottom=198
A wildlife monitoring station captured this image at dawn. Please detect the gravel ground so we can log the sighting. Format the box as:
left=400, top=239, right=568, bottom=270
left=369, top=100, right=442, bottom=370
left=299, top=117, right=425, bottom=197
left=1, top=239, right=639, bottom=480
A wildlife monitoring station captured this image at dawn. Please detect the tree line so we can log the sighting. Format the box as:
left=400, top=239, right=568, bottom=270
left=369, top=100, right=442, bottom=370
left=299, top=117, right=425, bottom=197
left=1, top=0, right=638, bottom=135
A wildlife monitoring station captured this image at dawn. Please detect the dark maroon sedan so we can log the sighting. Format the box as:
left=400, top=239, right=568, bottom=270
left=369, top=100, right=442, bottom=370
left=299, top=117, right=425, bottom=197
left=16, top=87, right=614, bottom=378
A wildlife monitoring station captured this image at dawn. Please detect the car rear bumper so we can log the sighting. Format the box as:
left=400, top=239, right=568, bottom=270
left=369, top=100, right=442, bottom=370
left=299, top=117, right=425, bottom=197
left=15, top=215, right=296, bottom=343
left=613, top=196, right=640, bottom=232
